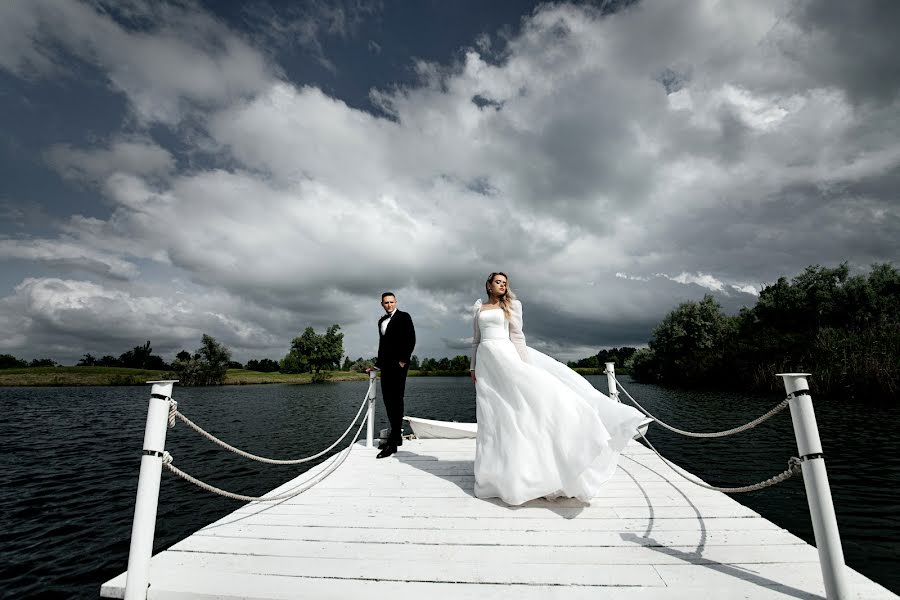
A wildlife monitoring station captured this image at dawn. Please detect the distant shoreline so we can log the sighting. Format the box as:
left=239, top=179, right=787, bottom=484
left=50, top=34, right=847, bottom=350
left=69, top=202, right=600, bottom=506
left=0, top=366, right=609, bottom=387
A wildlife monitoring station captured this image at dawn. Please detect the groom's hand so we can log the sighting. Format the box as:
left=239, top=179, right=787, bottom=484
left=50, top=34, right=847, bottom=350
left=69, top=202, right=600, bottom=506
left=399, top=361, right=407, bottom=368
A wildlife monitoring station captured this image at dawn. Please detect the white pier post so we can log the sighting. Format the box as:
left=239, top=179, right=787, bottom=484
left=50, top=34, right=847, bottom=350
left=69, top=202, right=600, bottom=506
left=366, top=370, right=377, bottom=447
left=778, top=373, right=848, bottom=600
left=605, top=362, right=620, bottom=402
left=124, top=380, right=178, bottom=600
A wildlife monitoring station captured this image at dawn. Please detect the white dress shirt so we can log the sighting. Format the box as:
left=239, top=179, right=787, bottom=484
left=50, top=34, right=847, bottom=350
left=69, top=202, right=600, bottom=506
left=380, top=309, right=396, bottom=335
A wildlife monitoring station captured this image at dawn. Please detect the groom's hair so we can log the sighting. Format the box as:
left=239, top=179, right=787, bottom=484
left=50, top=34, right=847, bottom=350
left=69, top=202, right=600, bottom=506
left=381, top=292, right=396, bottom=300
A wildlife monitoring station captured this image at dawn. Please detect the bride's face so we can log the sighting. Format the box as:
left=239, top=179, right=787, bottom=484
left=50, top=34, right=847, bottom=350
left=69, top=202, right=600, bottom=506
left=488, top=275, right=508, bottom=298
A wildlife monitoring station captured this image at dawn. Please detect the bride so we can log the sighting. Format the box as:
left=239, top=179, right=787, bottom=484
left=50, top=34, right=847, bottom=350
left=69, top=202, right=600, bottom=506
left=470, top=272, right=646, bottom=506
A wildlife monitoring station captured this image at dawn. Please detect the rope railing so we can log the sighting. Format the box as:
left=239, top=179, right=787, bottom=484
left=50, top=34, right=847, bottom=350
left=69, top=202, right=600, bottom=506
left=606, top=371, right=801, bottom=492
left=634, top=430, right=802, bottom=493
left=162, top=411, right=368, bottom=502
left=168, top=395, right=369, bottom=464
left=610, top=372, right=790, bottom=438
left=606, top=370, right=800, bottom=494
left=156, top=382, right=373, bottom=500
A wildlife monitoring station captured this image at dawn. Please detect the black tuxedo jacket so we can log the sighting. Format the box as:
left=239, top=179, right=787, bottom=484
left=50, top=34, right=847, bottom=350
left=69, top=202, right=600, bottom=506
left=376, top=310, right=416, bottom=369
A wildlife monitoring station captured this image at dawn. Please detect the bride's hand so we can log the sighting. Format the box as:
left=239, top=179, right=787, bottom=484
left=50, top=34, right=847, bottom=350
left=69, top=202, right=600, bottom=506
left=470, top=371, right=476, bottom=384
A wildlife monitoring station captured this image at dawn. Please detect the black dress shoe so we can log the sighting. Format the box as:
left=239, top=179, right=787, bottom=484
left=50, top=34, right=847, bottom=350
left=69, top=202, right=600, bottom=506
left=376, top=444, right=397, bottom=459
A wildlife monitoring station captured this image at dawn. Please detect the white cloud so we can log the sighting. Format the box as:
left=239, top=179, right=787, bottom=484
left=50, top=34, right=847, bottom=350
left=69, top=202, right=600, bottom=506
left=46, top=138, right=174, bottom=184
left=667, top=272, right=726, bottom=292
left=0, top=277, right=291, bottom=360
left=0, top=239, right=139, bottom=279
left=0, top=0, right=275, bottom=124
left=614, top=271, right=761, bottom=298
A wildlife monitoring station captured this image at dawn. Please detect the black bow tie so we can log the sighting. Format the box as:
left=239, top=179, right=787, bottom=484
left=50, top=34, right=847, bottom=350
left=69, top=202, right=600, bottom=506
left=380, top=313, right=392, bottom=321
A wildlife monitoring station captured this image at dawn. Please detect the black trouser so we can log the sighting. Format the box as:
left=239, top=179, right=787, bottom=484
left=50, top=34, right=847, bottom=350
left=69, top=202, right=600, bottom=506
left=380, top=364, right=408, bottom=444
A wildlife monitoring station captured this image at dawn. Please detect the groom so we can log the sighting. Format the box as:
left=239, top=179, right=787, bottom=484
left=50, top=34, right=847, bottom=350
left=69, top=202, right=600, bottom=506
left=372, top=292, right=416, bottom=458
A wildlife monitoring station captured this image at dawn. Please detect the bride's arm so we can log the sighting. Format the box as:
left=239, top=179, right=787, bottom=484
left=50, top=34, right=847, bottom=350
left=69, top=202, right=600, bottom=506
left=469, top=300, right=482, bottom=373
left=509, top=300, right=530, bottom=363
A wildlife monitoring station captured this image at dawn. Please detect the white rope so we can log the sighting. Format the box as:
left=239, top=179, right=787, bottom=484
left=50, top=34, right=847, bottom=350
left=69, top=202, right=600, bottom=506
left=170, top=394, right=370, bottom=464
left=162, top=411, right=368, bottom=502
left=612, top=375, right=789, bottom=438
left=635, top=429, right=802, bottom=493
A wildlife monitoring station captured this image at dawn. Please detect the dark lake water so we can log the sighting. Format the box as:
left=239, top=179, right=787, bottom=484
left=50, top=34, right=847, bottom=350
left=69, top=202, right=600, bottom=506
left=1, top=376, right=898, bottom=598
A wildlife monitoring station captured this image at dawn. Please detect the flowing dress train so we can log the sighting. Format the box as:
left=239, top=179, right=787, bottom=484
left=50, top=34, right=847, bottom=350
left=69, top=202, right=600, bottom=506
left=471, top=300, right=645, bottom=505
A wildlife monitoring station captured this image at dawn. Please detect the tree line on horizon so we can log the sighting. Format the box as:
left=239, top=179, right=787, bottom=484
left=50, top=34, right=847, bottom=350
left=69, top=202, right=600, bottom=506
left=6, top=262, right=894, bottom=396
left=630, top=263, right=899, bottom=400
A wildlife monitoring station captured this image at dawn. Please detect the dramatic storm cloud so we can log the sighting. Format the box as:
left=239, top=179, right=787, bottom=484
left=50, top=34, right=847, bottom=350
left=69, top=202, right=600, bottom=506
left=0, top=0, right=897, bottom=363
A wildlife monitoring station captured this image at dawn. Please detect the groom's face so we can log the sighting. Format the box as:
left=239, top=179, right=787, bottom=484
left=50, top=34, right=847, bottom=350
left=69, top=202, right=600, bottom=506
left=381, top=295, right=396, bottom=314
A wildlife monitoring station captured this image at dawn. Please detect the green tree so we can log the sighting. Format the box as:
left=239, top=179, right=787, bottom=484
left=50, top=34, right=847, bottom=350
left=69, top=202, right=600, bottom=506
left=282, top=324, right=344, bottom=382
left=449, top=355, right=470, bottom=372
left=647, top=295, right=734, bottom=386
left=29, top=358, right=59, bottom=367
left=173, top=334, right=232, bottom=385
left=628, top=348, right=657, bottom=381
left=347, top=356, right=374, bottom=373
left=246, top=358, right=280, bottom=372
left=77, top=353, right=97, bottom=366
left=408, top=355, right=420, bottom=370
left=97, top=355, right=121, bottom=367
left=0, top=354, right=27, bottom=369
left=116, top=341, right=169, bottom=370
left=633, top=263, right=900, bottom=399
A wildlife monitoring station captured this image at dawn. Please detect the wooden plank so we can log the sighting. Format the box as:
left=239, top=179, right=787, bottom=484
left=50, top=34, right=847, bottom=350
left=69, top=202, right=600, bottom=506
left=171, top=536, right=821, bottom=565
left=148, top=550, right=665, bottom=586
left=198, top=515, right=779, bottom=533
left=193, top=525, right=808, bottom=547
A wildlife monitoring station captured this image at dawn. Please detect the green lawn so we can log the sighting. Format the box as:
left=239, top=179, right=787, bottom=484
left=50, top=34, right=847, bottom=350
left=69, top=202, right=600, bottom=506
left=0, top=366, right=175, bottom=386
left=224, top=369, right=369, bottom=384
left=0, top=366, right=476, bottom=386
left=0, top=366, right=376, bottom=386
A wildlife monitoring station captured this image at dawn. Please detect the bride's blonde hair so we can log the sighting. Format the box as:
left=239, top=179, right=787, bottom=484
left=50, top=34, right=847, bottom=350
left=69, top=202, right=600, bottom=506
left=485, top=272, right=516, bottom=321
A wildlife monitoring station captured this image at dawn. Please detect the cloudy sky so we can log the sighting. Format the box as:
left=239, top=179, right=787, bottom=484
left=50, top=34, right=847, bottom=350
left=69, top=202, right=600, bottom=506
left=0, top=0, right=897, bottom=365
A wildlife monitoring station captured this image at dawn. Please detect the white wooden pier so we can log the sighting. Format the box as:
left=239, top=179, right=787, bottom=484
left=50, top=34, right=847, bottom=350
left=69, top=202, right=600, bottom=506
left=101, top=437, right=898, bottom=599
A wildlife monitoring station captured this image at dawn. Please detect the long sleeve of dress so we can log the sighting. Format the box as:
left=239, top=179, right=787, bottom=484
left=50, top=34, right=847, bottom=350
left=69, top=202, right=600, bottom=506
left=509, top=300, right=530, bottom=363
left=469, top=299, right=482, bottom=371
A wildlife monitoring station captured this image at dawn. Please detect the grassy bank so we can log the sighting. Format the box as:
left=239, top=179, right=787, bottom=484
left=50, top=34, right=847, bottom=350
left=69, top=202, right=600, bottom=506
left=224, top=369, right=369, bottom=384
left=0, top=366, right=175, bottom=387
left=0, top=367, right=471, bottom=386
left=0, top=366, right=616, bottom=387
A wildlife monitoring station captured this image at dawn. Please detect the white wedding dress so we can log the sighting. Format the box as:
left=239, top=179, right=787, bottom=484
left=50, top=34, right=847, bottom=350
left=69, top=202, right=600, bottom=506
left=471, top=299, right=646, bottom=506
